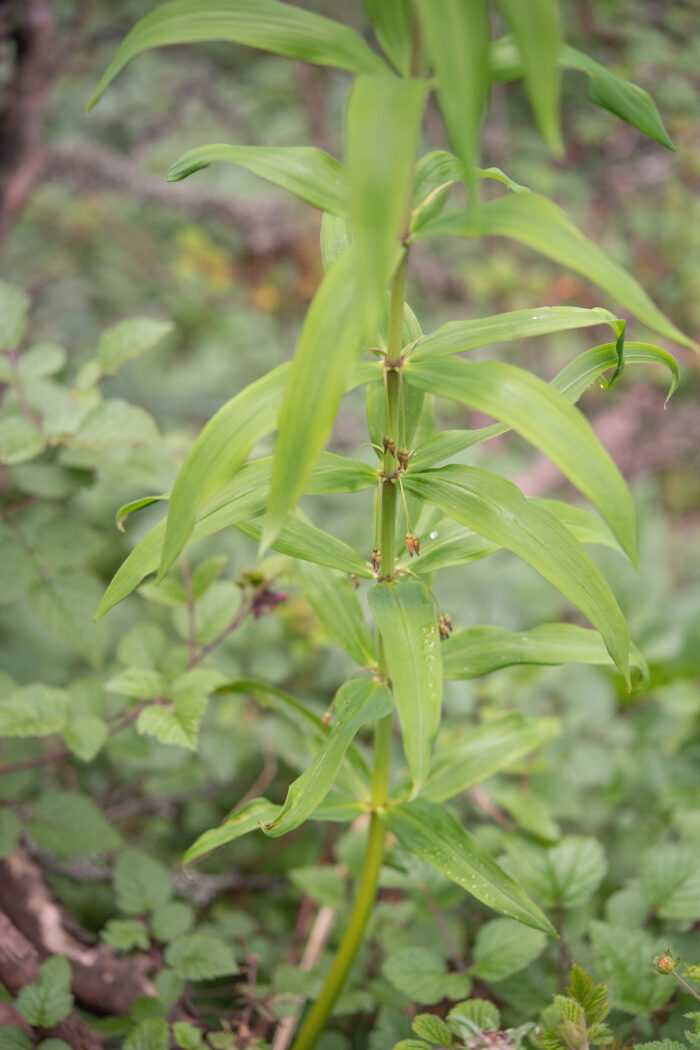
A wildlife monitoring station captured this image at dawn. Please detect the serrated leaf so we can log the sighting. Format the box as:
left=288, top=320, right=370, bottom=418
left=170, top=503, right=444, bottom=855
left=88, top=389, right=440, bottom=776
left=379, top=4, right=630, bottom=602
left=106, top=667, right=167, bottom=699
left=115, top=848, right=171, bottom=914
left=0, top=808, right=21, bottom=858
left=137, top=696, right=207, bottom=750
left=448, top=999, right=500, bottom=1037
left=0, top=683, right=69, bottom=737
left=167, top=144, right=346, bottom=215
left=640, top=843, right=700, bottom=920
left=369, top=577, right=442, bottom=794
left=411, top=1013, right=454, bottom=1046
left=172, top=1022, right=203, bottom=1050
left=383, top=947, right=471, bottom=1005
left=415, top=194, right=693, bottom=349
left=364, top=0, right=412, bottom=76
left=30, top=570, right=107, bottom=659
left=123, top=1019, right=169, bottom=1050
left=97, top=317, right=172, bottom=375
left=590, top=922, right=673, bottom=1015
left=15, top=956, right=73, bottom=1028
left=298, top=560, right=374, bottom=666
left=29, top=792, right=121, bottom=856
left=568, top=965, right=610, bottom=1025
left=384, top=798, right=555, bottom=934
left=504, top=836, right=607, bottom=909
left=183, top=797, right=278, bottom=866
left=165, top=934, right=237, bottom=980
left=101, top=918, right=150, bottom=952
left=0, top=281, right=29, bottom=350
left=62, top=715, right=109, bottom=762
left=495, top=0, right=561, bottom=153
left=151, top=902, right=194, bottom=942
left=471, top=917, right=547, bottom=981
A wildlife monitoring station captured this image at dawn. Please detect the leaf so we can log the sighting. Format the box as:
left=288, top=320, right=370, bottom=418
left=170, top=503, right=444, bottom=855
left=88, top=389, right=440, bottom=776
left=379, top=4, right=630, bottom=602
left=405, top=356, right=637, bottom=562
left=0, top=1029, right=32, bottom=1050
left=347, top=75, right=426, bottom=337
left=448, top=999, right=500, bottom=1037
left=172, top=1022, right=203, bottom=1050
left=62, top=715, right=109, bottom=762
left=442, top=624, right=648, bottom=686
left=237, top=512, right=372, bottom=579
left=151, top=902, right=194, bottom=943
left=0, top=524, right=36, bottom=603
left=167, top=144, right=346, bottom=215
left=552, top=341, right=680, bottom=405
left=137, top=695, right=208, bottom=751
left=160, top=362, right=288, bottom=577
left=495, top=0, right=562, bottom=153
left=97, top=317, right=173, bottom=375
left=288, top=865, right=346, bottom=909
left=383, top=947, right=471, bottom=1005
left=640, top=842, right=700, bottom=920
left=88, top=0, right=387, bottom=109
left=364, top=0, right=412, bottom=76
left=183, top=797, right=278, bottom=866
left=123, top=1019, right=169, bottom=1050
left=29, top=792, right=121, bottom=857
left=471, top=917, right=547, bottom=981
left=0, top=416, right=47, bottom=464
left=403, top=467, right=631, bottom=683
left=424, top=714, right=558, bottom=804
left=15, top=956, right=73, bottom=1028
left=417, top=0, right=490, bottom=202
left=165, top=934, right=237, bottom=980
left=115, top=848, right=172, bottom=914
left=106, top=667, right=167, bottom=699
left=0, top=808, right=21, bottom=858
left=590, top=922, right=673, bottom=1015
left=402, top=517, right=498, bottom=574
left=72, top=400, right=159, bottom=448
left=0, top=280, right=29, bottom=350
left=384, top=798, right=555, bottom=934
left=18, top=343, right=66, bottom=379
left=297, top=560, right=374, bottom=665
left=369, top=577, right=442, bottom=794
left=101, top=918, right=150, bottom=952
left=411, top=1014, right=454, bottom=1046
left=30, top=570, right=107, bottom=659
left=504, top=836, right=607, bottom=909
left=262, top=679, right=391, bottom=837
left=0, top=684, right=69, bottom=737
left=415, top=193, right=693, bottom=349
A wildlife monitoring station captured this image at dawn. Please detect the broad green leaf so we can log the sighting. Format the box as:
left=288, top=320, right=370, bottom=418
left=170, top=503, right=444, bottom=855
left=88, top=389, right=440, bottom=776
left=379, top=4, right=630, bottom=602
left=17, top=343, right=66, bottom=379
left=411, top=150, right=528, bottom=230
left=503, top=836, right=607, bottom=909
left=405, top=356, right=637, bottom=562
left=471, top=917, right=547, bottom=981
left=298, top=560, right=374, bottom=666
left=320, top=212, right=351, bottom=272
left=96, top=317, right=173, bottom=375
left=495, top=0, right=562, bottom=153
left=305, top=452, right=378, bottom=495
left=0, top=280, right=29, bottom=350
left=411, top=305, right=624, bottom=361
left=263, top=250, right=363, bottom=549
left=417, top=0, right=490, bottom=202
left=0, top=525, right=36, bottom=603
left=106, top=667, right=167, bottom=699
left=0, top=416, right=47, bottom=464
left=262, top=679, right=391, bottom=837
left=137, top=694, right=208, bottom=750
left=403, top=466, right=631, bottom=682
left=101, top=918, right=151, bottom=952
left=640, top=843, right=700, bottom=920
left=442, top=624, right=648, bottom=686
left=72, top=400, right=159, bottom=448
left=124, top=1020, right=169, bottom=1050
left=184, top=797, right=278, bottom=866
left=88, top=0, right=387, bottom=110
left=172, top=1022, right=202, bottom=1050
left=115, top=849, right=171, bottom=915
left=0, top=808, right=21, bottom=858
left=160, top=362, right=289, bottom=577
left=415, top=193, right=693, bottom=349
left=151, top=902, right=194, bottom=942
left=412, top=1015, right=453, bottom=1047
left=347, top=75, right=426, bottom=337
left=369, top=577, right=442, bottom=793
left=236, top=513, right=372, bottom=578
left=0, top=684, right=69, bottom=737
left=383, top=947, right=471, bottom=1005
left=424, top=714, right=559, bottom=804
left=15, top=957, right=73, bottom=1028
left=29, top=792, right=121, bottom=856
left=448, top=999, right=500, bottom=1038
left=364, top=0, right=412, bottom=76
left=167, top=144, right=346, bottom=215
left=384, top=798, right=555, bottom=934
left=0, top=1028, right=32, bottom=1050
left=590, top=923, right=673, bottom=1015
left=62, top=715, right=109, bottom=762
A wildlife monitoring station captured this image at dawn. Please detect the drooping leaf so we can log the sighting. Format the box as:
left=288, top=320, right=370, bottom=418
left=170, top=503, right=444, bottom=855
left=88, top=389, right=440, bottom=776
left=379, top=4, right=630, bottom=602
left=471, top=917, right=547, bottom=981
left=384, top=798, right=555, bottom=934
left=96, top=317, right=173, bottom=376
left=552, top=341, right=680, bottom=405
left=369, top=577, right=442, bottom=794
left=405, top=356, right=637, bottom=562
left=417, top=0, right=490, bottom=202
left=403, top=466, right=631, bottom=683
left=167, top=144, right=346, bottom=215
left=383, top=947, right=471, bottom=1005
left=15, top=957, right=73, bottom=1028
left=364, top=0, right=412, bottom=76
left=415, top=193, right=693, bottom=348
left=297, top=560, right=374, bottom=666
left=183, top=797, right=279, bottom=866
left=88, top=0, right=387, bottom=110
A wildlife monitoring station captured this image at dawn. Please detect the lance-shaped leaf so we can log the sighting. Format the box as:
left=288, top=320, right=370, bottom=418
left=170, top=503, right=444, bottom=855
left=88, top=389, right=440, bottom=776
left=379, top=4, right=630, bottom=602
left=183, top=797, right=279, bottom=866
left=495, top=0, right=562, bottom=153
left=262, top=250, right=362, bottom=550
left=167, top=144, right=346, bottom=215
left=159, top=363, right=289, bottom=579
left=403, top=466, right=631, bottom=684
left=237, top=514, right=371, bottom=578
left=364, top=0, right=412, bottom=76
left=369, top=577, right=442, bottom=793
left=88, top=0, right=387, bottom=110
left=424, top=714, right=559, bottom=804
left=411, top=151, right=527, bottom=231
left=405, top=356, right=637, bottom=562
left=383, top=798, right=555, bottom=934
left=415, top=193, right=693, bottom=349
left=347, top=76, right=426, bottom=339
left=262, top=679, right=392, bottom=837
left=298, top=561, right=374, bottom=666
left=417, top=0, right=490, bottom=203
left=442, top=624, right=648, bottom=685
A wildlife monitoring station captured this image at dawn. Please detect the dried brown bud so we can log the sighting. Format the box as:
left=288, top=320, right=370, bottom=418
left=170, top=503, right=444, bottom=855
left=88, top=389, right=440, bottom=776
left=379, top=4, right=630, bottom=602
left=382, top=436, right=396, bottom=456
left=397, top=448, right=410, bottom=471
left=405, top=533, right=415, bottom=557
left=349, top=573, right=360, bottom=590
left=438, top=614, right=453, bottom=638
left=371, top=547, right=382, bottom=573
left=412, top=534, right=420, bottom=556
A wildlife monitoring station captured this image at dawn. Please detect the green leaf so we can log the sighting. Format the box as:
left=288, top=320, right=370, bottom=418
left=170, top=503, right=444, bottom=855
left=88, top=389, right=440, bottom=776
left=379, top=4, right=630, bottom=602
left=72, top=400, right=159, bottom=448
left=0, top=416, right=47, bottom=464
left=18, top=343, right=66, bottom=379
left=101, top=918, right=150, bottom=952
left=0, top=524, right=36, bottom=603
left=415, top=193, right=693, bottom=349
left=411, top=151, right=528, bottom=230
left=237, top=512, right=373, bottom=579
left=0, top=808, right=20, bottom=858
left=640, top=843, right=700, bottom=920
left=288, top=865, right=347, bottom=909
left=384, top=798, right=555, bottom=934
left=403, top=467, right=631, bottom=683
left=154, top=969, right=184, bottom=1010
left=0, top=683, right=69, bottom=737
left=393, top=1042, right=432, bottom=1050
left=401, top=517, right=498, bottom=575
left=405, top=356, right=637, bottom=563
left=15, top=956, right=73, bottom=1028
left=298, top=560, right=374, bottom=666
left=183, top=797, right=278, bottom=866
left=96, top=317, right=172, bottom=376
left=424, top=714, right=558, bottom=804
left=172, top=1022, right=203, bottom=1050
left=347, top=75, right=426, bottom=337
left=534, top=499, right=625, bottom=555
left=0, top=1030, right=32, bottom=1050
left=0, top=281, right=29, bottom=350
left=123, top=1019, right=169, bottom=1050
left=151, top=902, right=194, bottom=943
left=364, top=0, right=412, bottom=76
left=88, top=0, right=387, bottom=109
left=168, top=144, right=345, bottom=215
left=552, top=341, right=680, bottom=405
left=160, top=362, right=288, bottom=577
left=62, top=715, right=109, bottom=762
left=590, top=922, right=673, bottom=1015
left=29, top=792, right=121, bottom=856
left=448, top=999, right=500, bottom=1037
left=369, top=577, right=442, bottom=794
left=106, top=667, right=167, bottom=699
left=504, top=836, right=607, bottom=909
left=115, top=848, right=172, bottom=914
left=442, top=624, right=648, bottom=686
left=383, top=947, right=471, bottom=1005
left=165, top=934, right=237, bottom=981
left=471, top=918, right=547, bottom=982
left=137, top=694, right=207, bottom=751
left=417, top=0, right=490, bottom=202
left=411, top=1015, right=453, bottom=1046
left=262, top=679, right=391, bottom=837
left=495, top=0, right=562, bottom=153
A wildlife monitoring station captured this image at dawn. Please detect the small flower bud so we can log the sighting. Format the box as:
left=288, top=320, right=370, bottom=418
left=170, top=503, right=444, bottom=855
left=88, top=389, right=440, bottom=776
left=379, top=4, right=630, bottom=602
left=656, top=951, right=679, bottom=974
